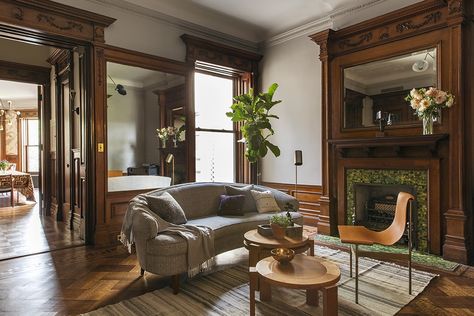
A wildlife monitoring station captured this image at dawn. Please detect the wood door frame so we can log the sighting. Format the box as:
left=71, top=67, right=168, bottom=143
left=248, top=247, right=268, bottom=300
left=93, top=44, right=192, bottom=245
left=0, top=0, right=115, bottom=245
left=0, top=60, right=50, bottom=214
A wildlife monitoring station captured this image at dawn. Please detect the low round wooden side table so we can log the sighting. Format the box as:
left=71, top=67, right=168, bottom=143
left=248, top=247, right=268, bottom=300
left=243, top=229, right=315, bottom=268
left=249, top=255, right=340, bottom=316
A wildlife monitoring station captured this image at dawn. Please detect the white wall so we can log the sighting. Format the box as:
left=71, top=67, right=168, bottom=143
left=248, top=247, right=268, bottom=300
left=143, top=87, right=160, bottom=164
left=107, top=84, right=146, bottom=171
left=55, top=0, right=189, bottom=61
left=260, top=36, right=322, bottom=185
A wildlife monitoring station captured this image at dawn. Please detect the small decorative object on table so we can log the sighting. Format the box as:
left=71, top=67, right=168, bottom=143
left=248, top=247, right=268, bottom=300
left=405, top=87, right=454, bottom=135
left=271, top=248, right=295, bottom=264
left=269, top=213, right=291, bottom=239
left=283, top=203, right=303, bottom=238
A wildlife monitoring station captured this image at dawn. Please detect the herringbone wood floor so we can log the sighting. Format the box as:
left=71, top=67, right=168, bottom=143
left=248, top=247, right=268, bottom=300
left=0, top=243, right=472, bottom=315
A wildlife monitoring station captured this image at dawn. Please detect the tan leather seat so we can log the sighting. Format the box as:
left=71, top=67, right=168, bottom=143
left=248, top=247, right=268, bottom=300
left=338, top=192, right=415, bottom=304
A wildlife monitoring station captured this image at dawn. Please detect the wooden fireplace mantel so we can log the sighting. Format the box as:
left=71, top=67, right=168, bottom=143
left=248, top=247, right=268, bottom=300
left=310, top=0, right=474, bottom=263
left=328, top=134, right=449, bottom=158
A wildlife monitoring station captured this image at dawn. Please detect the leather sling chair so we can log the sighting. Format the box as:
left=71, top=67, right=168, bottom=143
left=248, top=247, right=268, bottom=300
left=338, top=192, right=415, bottom=304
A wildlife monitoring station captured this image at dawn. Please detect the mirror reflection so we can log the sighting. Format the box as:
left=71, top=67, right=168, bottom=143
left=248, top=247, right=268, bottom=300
left=343, top=48, right=437, bottom=129
left=106, top=62, right=186, bottom=192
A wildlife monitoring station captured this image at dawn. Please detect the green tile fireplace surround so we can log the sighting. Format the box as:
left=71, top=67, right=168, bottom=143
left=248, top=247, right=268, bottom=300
left=345, top=168, right=429, bottom=252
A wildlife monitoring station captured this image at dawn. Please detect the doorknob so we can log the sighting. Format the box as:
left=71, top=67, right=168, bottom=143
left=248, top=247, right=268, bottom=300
left=66, top=164, right=70, bottom=167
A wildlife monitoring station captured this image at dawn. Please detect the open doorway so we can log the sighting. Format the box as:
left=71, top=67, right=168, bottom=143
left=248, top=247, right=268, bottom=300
left=0, top=37, right=85, bottom=260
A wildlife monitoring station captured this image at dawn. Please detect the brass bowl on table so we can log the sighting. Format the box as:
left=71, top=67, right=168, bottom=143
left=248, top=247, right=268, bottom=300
left=271, top=248, right=295, bottom=264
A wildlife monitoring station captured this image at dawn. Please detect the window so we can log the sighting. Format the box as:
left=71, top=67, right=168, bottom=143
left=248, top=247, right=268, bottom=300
left=194, top=72, right=235, bottom=182
left=22, top=118, right=39, bottom=173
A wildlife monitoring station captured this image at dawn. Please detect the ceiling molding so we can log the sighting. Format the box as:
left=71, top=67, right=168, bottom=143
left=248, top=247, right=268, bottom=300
left=262, top=0, right=390, bottom=48
left=92, top=0, right=260, bottom=52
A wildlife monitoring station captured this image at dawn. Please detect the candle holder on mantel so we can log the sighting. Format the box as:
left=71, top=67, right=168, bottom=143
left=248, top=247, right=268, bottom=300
left=375, top=110, right=393, bottom=137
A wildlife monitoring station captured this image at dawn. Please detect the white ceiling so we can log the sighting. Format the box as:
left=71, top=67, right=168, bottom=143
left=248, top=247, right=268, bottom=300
left=0, top=80, right=38, bottom=109
left=100, top=0, right=380, bottom=42
left=107, top=62, right=184, bottom=89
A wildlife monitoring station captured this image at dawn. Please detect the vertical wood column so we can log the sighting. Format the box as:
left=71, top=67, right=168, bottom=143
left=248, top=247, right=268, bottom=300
left=92, top=45, right=108, bottom=245
left=310, top=30, right=334, bottom=235
left=442, top=0, right=469, bottom=263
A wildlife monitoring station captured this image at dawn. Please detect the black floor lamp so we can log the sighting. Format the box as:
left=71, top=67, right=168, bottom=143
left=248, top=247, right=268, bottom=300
left=294, top=150, right=303, bottom=199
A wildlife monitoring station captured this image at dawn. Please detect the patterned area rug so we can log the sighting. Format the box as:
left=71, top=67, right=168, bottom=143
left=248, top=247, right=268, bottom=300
left=85, top=246, right=437, bottom=316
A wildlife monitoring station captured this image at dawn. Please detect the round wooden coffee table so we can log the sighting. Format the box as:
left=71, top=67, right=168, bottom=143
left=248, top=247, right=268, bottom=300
left=243, top=229, right=314, bottom=267
left=249, top=255, right=340, bottom=316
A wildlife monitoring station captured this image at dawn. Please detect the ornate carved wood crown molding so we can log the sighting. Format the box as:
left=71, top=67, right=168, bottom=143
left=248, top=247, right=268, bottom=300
left=181, top=34, right=262, bottom=73
left=0, top=0, right=116, bottom=43
left=310, top=0, right=469, bottom=57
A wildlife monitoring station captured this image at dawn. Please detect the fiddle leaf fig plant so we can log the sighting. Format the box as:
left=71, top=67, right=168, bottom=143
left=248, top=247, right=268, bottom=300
left=226, top=83, right=282, bottom=163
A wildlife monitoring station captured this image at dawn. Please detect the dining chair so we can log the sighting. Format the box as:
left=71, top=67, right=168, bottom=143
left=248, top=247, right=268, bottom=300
left=0, top=175, right=14, bottom=207
left=338, top=191, right=415, bottom=304
left=13, top=175, right=31, bottom=205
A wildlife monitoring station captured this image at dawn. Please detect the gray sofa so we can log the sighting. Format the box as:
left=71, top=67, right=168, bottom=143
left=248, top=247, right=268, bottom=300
left=127, top=182, right=303, bottom=282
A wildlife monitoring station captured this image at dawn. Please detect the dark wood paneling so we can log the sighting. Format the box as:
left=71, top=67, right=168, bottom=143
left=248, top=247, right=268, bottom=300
left=262, top=182, right=322, bottom=228
left=310, top=0, right=473, bottom=263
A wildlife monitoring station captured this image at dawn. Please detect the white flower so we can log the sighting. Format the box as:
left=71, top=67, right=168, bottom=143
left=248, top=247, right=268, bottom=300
left=410, top=99, right=420, bottom=109
left=419, top=98, right=430, bottom=112
left=410, top=88, right=423, bottom=100
left=446, top=96, right=454, bottom=107
left=425, top=87, right=438, bottom=97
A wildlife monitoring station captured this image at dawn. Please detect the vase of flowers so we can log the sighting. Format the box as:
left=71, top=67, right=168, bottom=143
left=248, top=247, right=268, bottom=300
left=156, top=128, right=169, bottom=148
left=405, top=87, right=454, bottom=135
left=166, top=126, right=178, bottom=148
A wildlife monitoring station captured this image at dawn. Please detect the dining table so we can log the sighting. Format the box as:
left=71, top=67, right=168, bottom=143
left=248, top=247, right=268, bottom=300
left=0, top=171, right=36, bottom=203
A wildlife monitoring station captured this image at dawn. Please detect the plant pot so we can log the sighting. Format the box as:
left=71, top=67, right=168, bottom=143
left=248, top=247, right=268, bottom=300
left=271, top=223, right=286, bottom=239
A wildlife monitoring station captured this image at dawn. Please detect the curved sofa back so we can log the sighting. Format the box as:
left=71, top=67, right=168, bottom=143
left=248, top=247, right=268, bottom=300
left=144, top=182, right=298, bottom=220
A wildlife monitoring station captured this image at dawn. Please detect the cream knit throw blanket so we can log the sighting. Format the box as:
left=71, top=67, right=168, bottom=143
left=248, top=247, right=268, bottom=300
left=121, top=195, right=215, bottom=277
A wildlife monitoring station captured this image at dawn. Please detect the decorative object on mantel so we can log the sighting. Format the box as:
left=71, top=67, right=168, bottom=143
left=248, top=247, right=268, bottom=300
left=226, top=83, right=282, bottom=184
left=405, top=87, right=454, bottom=135
left=375, top=110, right=393, bottom=137
left=157, top=126, right=184, bottom=148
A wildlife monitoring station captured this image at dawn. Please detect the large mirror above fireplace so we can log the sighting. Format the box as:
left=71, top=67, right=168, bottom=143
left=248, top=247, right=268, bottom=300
left=343, top=48, right=437, bottom=129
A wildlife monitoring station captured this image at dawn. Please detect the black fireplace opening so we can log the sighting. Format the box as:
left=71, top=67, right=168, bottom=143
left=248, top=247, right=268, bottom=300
left=353, top=183, right=417, bottom=248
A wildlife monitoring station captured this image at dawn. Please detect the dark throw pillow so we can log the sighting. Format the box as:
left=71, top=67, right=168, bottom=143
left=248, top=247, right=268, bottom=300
left=218, top=194, right=245, bottom=216
left=145, top=192, right=187, bottom=224
left=225, top=184, right=256, bottom=213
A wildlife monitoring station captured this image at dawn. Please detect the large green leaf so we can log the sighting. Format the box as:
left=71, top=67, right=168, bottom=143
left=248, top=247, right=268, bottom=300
left=266, top=141, right=281, bottom=157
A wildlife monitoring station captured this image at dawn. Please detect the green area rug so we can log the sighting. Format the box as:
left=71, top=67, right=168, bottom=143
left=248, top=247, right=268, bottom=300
left=315, top=234, right=459, bottom=272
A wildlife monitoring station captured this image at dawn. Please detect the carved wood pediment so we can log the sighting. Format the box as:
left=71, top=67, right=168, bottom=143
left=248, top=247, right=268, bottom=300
left=0, top=0, right=115, bottom=43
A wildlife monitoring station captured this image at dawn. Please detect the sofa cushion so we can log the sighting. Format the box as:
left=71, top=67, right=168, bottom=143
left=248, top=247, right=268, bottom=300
left=166, top=183, right=226, bottom=219
left=145, top=192, right=187, bottom=224
left=187, top=211, right=303, bottom=240
left=218, top=194, right=245, bottom=216
left=225, top=184, right=256, bottom=213
left=251, top=190, right=280, bottom=213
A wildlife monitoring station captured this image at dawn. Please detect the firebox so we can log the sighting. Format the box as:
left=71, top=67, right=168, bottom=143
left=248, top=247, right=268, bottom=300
left=353, top=183, right=417, bottom=248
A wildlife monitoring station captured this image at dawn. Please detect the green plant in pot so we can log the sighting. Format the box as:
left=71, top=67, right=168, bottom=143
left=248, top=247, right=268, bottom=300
left=226, top=83, right=281, bottom=183
left=270, top=214, right=291, bottom=239
left=0, top=160, right=9, bottom=172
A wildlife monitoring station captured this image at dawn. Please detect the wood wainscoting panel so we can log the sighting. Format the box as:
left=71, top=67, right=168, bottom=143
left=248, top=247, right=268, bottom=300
left=262, top=182, right=322, bottom=228
left=95, top=190, right=151, bottom=246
